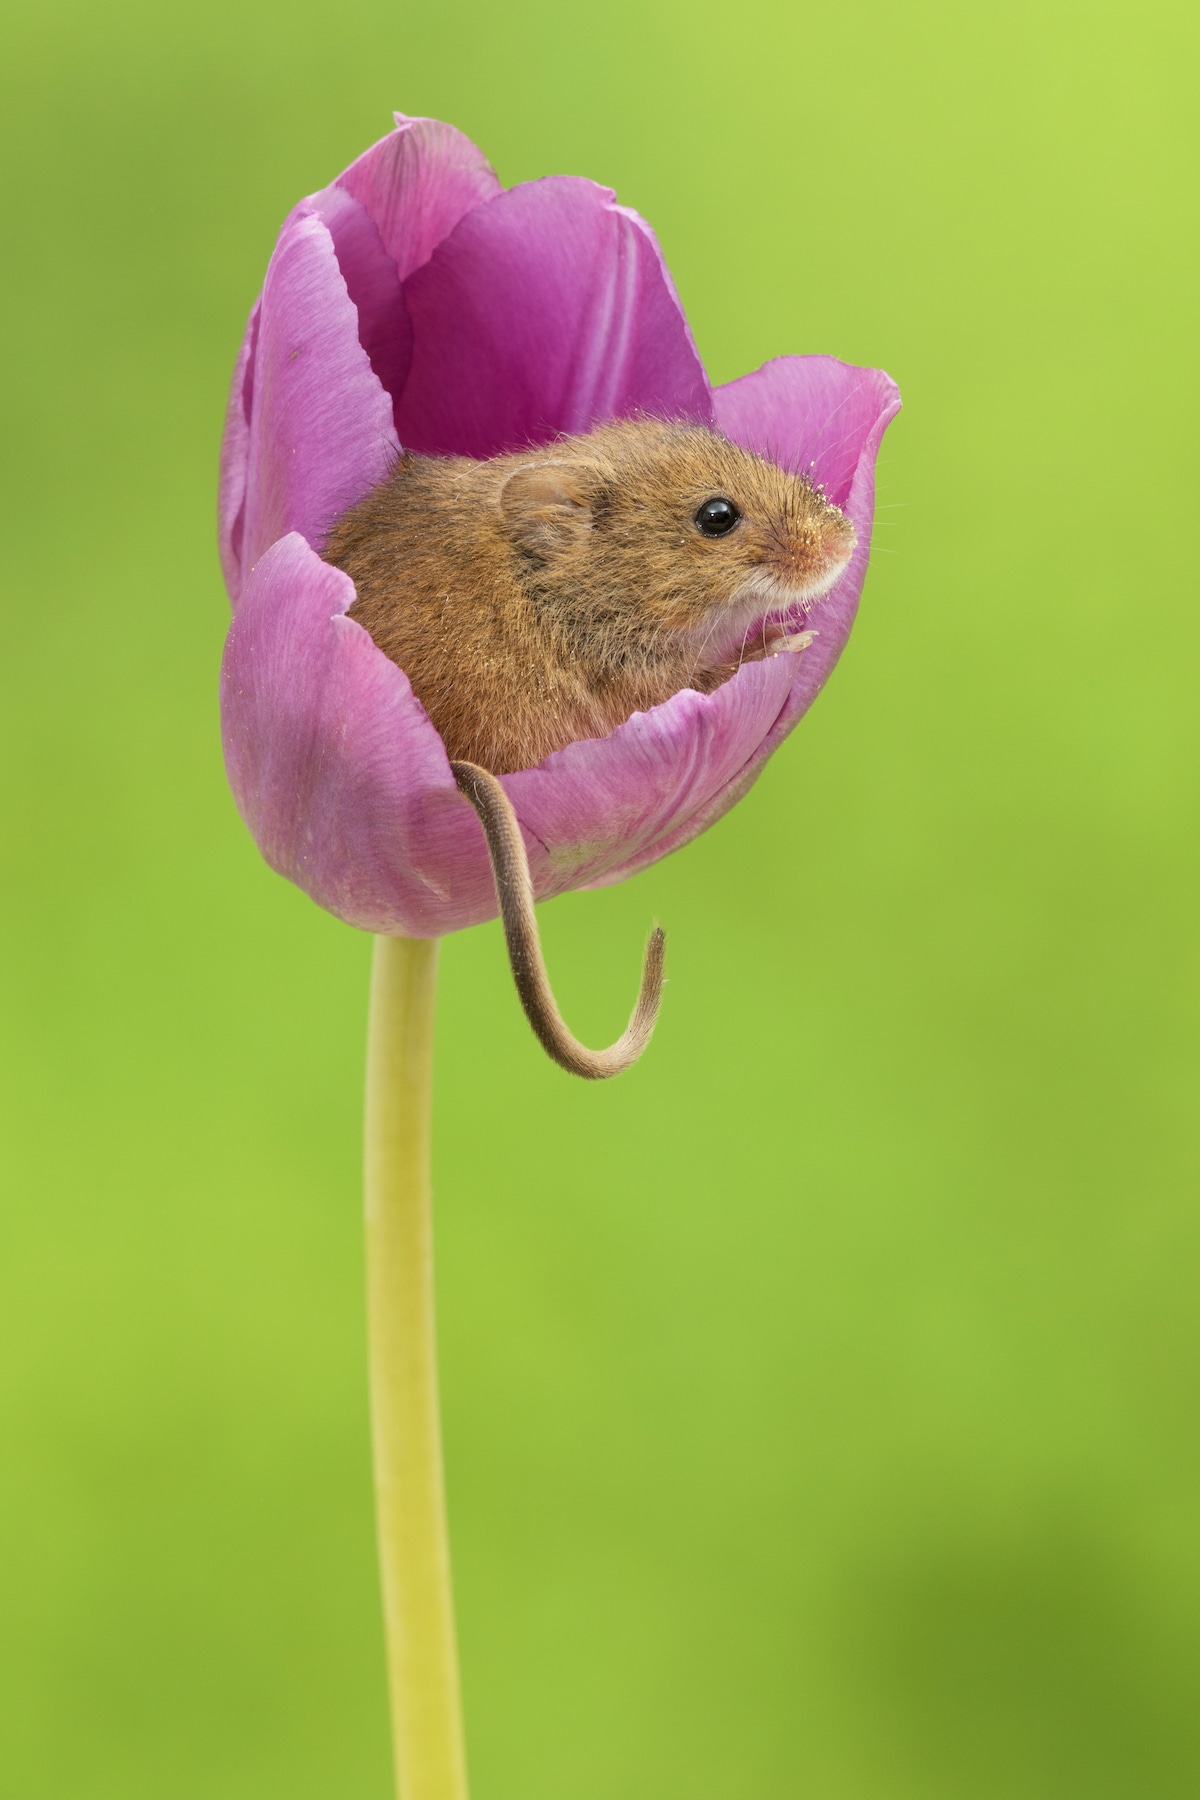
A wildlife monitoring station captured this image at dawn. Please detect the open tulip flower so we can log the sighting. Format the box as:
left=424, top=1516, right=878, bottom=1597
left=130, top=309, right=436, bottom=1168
left=219, top=113, right=899, bottom=941
left=217, top=112, right=898, bottom=1800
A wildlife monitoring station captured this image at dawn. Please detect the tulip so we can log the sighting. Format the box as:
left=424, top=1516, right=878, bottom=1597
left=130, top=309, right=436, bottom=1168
left=219, top=113, right=899, bottom=942
left=217, top=113, right=898, bottom=1800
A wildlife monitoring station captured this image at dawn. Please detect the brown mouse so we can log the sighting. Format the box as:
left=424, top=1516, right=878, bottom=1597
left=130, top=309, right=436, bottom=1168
left=324, top=418, right=856, bottom=775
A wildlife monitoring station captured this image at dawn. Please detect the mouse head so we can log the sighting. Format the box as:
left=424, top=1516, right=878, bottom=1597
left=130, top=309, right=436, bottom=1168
left=498, top=419, right=856, bottom=654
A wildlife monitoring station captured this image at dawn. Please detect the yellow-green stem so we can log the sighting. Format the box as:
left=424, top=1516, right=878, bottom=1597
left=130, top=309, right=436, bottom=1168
left=365, top=934, right=468, bottom=1800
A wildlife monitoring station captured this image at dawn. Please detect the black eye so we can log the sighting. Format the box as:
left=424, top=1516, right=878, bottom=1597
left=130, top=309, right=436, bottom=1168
left=695, top=496, right=740, bottom=537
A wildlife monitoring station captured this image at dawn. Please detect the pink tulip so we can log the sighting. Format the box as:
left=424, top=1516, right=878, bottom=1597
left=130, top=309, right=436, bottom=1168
left=219, top=113, right=900, bottom=938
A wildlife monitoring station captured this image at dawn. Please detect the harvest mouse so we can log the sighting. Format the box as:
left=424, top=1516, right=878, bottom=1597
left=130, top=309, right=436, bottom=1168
left=324, top=418, right=856, bottom=775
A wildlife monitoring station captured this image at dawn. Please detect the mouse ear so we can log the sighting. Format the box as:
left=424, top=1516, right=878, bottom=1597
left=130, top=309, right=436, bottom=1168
left=500, top=461, right=595, bottom=558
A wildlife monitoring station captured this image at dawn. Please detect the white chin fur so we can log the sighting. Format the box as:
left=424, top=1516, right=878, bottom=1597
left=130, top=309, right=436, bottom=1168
left=732, top=562, right=848, bottom=614
left=700, top=561, right=850, bottom=661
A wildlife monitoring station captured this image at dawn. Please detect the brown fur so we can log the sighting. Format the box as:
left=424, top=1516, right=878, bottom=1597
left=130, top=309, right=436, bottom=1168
left=324, top=419, right=856, bottom=775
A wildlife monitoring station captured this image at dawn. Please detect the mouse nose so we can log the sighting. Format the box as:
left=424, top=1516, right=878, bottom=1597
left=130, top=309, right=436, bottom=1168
left=784, top=514, right=856, bottom=584
left=823, top=513, right=856, bottom=567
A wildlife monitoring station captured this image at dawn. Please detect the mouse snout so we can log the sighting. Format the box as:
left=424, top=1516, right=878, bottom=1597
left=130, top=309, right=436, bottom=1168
left=775, top=507, right=856, bottom=595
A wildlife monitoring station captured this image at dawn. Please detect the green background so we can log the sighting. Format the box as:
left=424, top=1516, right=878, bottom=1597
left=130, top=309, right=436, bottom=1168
left=2, top=0, right=1197, bottom=1793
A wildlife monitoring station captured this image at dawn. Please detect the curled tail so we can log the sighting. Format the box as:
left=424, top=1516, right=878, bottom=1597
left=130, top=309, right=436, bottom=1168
left=451, top=760, right=665, bottom=1079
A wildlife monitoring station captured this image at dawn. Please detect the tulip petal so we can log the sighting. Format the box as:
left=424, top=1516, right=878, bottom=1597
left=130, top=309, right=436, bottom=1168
left=395, top=177, right=713, bottom=459
left=337, top=114, right=502, bottom=282
left=503, top=655, right=799, bottom=896
left=304, top=185, right=412, bottom=417
left=238, top=212, right=399, bottom=593
left=217, top=300, right=258, bottom=605
left=222, top=533, right=502, bottom=937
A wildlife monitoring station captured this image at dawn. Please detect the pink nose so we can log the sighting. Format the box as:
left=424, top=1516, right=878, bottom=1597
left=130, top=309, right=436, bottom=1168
left=787, top=520, right=855, bottom=581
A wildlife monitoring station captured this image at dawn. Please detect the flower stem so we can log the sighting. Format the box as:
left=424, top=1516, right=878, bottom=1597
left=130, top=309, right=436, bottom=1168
left=365, top=934, right=468, bottom=1800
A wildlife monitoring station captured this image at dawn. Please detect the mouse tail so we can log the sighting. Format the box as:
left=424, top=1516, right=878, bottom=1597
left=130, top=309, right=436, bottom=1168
left=450, top=761, right=665, bottom=1079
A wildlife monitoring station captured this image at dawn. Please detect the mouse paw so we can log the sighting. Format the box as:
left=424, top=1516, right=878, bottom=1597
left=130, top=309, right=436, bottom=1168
left=767, top=628, right=816, bottom=657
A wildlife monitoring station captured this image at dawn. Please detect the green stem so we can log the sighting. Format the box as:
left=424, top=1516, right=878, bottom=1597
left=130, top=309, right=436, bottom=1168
left=365, top=934, right=468, bottom=1800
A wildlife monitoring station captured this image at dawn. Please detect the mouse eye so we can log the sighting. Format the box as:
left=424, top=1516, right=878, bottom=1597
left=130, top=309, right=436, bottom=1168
left=695, top=496, right=740, bottom=537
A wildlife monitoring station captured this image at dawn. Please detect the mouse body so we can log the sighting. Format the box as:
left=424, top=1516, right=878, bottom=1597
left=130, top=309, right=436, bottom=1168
left=324, top=418, right=856, bottom=774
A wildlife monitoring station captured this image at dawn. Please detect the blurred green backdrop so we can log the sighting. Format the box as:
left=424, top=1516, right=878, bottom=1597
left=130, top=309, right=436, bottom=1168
left=2, top=0, right=1198, bottom=1794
